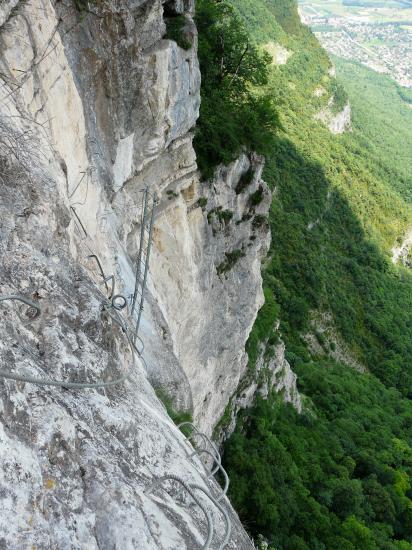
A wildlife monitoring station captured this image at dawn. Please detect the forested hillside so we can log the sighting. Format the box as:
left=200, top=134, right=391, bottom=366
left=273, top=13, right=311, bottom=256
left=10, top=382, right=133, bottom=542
left=334, top=56, right=412, bottom=203
left=194, top=0, right=412, bottom=548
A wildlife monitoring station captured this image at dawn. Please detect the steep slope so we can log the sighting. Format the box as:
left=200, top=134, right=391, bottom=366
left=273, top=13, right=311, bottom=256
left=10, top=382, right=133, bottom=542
left=230, top=0, right=412, bottom=394
left=333, top=56, right=412, bottom=204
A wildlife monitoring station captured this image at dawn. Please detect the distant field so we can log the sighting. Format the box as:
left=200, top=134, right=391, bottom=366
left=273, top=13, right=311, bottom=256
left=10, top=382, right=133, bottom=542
left=300, top=0, right=412, bottom=22
left=300, top=0, right=412, bottom=86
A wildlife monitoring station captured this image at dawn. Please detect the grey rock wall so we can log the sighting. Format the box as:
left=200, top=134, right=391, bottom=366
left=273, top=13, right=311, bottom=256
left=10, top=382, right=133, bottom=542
left=315, top=100, right=352, bottom=134
left=148, top=153, right=271, bottom=434
left=0, top=0, right=271, bottom=546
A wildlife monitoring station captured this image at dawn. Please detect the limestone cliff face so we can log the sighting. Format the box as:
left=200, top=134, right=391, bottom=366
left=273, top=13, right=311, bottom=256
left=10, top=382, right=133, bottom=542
left=315, top=100, right=352, bottom=135
left=0, top=0, right=274, bottom=546
left=392, top=228, right=412, bottom=268
left=149, top=153, right=271, bottom=434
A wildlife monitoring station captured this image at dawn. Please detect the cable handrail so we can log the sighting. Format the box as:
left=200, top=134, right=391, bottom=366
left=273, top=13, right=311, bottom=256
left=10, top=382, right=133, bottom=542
left=177, top=422, right=230, bottom=496
left=1, top=186, right=237, bottom=546
left=178, top=422, right=221, bottom=463
left=131, top=187, right=158, bottom=343
left=0, top=294, right=135, bottom=389
left=188, top=448, right=222, bottom=477
left=190, top=484, right=231, bottom=550
left=0, top=184, right=158, bottom=389
left=145, top=471, right=231, bottom=549
left=174, top=421, right=232, bottom=546
left=188, top=449, right=230, bottom=502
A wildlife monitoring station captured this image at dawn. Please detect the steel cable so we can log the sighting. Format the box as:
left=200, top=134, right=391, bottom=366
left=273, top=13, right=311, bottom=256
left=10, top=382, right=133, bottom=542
left=2, top=194, right=233, bottom=544
left=188, top=448, right=222, bottom=477
left=189, top=449, right=230, bottom=501
left=178, top=422, right=221, bottom=463
left=190, top=484, right=231, bottom=550
left=176, top=421, right=232, bottom=545
left=0, top=294, right=135, bottom=389
left=178, top=422, right=228, bottom=493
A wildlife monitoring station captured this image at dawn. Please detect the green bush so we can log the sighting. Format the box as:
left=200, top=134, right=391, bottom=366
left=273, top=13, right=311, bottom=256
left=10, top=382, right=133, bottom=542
left=207, top=207, right=233, bottom=227
left=164, top=15, right=192, bottom=50
left=246, top=287, right=280, bottom=370
left=74, top=0, right=88, bottom=11
left=74, top=0, right=97, bottom=12
left=217, top=249, right=246, bottom=276
left=397, top=84, right=412, bottom=105
left=331, top=79, right=349, bottom=113
left=235, top=166, right=254, bottom=194
left=248, top=185, right=264, bottom=207
left=252, top=214, right=268, bottom=230
left=154, top=388, right=192, bottom=435
left=166, top=189, right=179, bottom=199
left=315, top=330, right=326, bottom=348
left=196, top=196, right=208, bottom=209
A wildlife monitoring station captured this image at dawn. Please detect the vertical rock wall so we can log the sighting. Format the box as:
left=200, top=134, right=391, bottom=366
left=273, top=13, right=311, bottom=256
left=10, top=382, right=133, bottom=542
left=0, top=0, right=278, bottom=546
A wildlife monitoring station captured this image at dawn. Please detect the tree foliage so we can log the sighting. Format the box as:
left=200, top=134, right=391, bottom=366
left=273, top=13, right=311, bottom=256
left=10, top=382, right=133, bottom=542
left=224, top=363, right=412, bottom=549
left=194, top=0, right=280, bottom=178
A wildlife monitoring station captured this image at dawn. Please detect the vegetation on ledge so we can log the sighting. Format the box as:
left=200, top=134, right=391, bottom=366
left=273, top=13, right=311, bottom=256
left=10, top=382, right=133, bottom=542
left=154, top=387, right=192, bottom=436
left=236, top=166, right=255, bottom=194
left=164, top=15, right=192, bottom=50
left=217, top=249, right=246, bottom=276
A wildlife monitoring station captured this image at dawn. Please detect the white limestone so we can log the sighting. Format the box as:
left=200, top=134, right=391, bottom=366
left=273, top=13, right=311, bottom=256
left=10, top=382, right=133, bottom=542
left=264, top=42, right=293, bottom=65
left=315, top=101, right=352, bottom=134
left=392, top=228, right=412, bottom=267
left=113, top=133, right=135, bottom=191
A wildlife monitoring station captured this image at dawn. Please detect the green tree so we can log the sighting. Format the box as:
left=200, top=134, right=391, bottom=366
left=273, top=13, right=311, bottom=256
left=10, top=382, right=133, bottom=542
left=341, top=516, right=377, bottom=550
left=194, top=0, right=279, bottom=178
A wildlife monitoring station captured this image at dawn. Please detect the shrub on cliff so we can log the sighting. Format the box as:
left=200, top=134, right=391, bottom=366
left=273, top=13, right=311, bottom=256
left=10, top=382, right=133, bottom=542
left=194, top=0, right=280, bottom=179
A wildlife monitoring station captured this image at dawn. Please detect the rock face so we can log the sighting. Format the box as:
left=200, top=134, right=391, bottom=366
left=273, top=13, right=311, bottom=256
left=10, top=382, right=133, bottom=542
left=148, top=153, right=271, bottom=434
left=392, top=228, right=412, bottom=268
left=218, top=337, right=302, bottom=443
left=304, top=311, right=366, bottom=373
left=264, top=42, right=293, bottom=65
left=315, top=101, right=352, bottom=134
left=0, top=0, right=275, bottom=547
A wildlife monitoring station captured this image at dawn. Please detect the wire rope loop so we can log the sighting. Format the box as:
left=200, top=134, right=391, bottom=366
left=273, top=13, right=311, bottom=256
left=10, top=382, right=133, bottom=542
left=210, top=464, right=230, bottom=502
left=177, top=422, right=221, bottom=463
left=189, top=448, right=229, bottom=501
left=189, top=448, right=222, bottom=476
left=112, top=294, right=127, bottom=311
left=190, top=483, right=231, bottom=550
left=0, top=294, right=135, bottom=389
left=104, top=274, right=115, bottom=299
left=0, top=294, right=41, bottom=320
